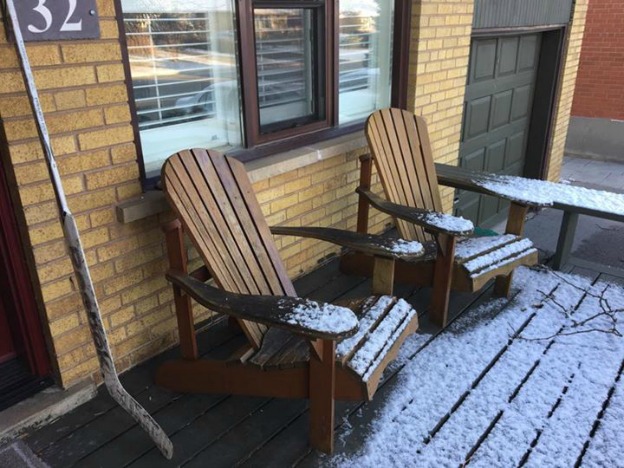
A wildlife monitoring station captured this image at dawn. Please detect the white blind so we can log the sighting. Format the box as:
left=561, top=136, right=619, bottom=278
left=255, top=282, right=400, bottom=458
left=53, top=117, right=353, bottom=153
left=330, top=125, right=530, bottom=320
left=124, top=13, right=217, bottom=130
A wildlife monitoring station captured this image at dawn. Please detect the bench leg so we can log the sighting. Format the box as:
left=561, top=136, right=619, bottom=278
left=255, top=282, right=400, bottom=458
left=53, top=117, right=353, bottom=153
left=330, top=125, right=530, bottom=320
left=309, top=339, right=336, bottom=453
left=552, top=211, right=579, bottom=270
left=430, top=234, right=456, bottom=328
left=494, top=203, right=529, bottom=297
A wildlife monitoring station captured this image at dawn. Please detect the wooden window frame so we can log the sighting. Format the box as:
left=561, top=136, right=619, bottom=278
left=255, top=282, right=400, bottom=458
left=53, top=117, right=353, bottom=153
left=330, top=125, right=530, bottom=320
left=115, top=0, right=411, bottom=187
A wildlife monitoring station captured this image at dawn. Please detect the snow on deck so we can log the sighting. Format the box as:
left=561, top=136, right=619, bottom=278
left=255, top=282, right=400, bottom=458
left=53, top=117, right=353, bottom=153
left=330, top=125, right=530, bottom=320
left=327, top=266, right=624, bottom=467
left=476, top=174, right=624, bottom=216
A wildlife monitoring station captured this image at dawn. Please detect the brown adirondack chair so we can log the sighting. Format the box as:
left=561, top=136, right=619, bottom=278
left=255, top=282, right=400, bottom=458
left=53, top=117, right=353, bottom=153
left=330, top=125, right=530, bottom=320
left=340, top=108, right=538, bottom=327
left=158, top=148, right=423, bottom=453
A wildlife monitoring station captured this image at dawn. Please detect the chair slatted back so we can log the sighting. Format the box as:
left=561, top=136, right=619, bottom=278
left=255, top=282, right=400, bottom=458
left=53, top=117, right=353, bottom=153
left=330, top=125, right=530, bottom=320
left=365, top=108, right=444, bottom=243
left=162, top=148, right=296, bottom=349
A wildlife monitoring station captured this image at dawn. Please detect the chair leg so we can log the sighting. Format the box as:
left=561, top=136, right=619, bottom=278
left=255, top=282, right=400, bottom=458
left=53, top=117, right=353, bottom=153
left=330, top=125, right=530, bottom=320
left=309, top=339, right=336, bottom=453
left=430, top=234, right=456, bottom=328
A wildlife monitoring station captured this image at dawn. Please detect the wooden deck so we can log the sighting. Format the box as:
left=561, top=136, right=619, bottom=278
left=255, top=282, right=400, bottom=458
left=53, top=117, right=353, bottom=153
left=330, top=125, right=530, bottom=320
left=22, top=257, right=624, bottom=467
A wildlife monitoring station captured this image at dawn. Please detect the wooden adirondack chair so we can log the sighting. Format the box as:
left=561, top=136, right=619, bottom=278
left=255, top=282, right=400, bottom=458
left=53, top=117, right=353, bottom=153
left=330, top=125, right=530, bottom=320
left=340, top=108, right=538, bottom=327
left=158, top=148, right=423, bottom=453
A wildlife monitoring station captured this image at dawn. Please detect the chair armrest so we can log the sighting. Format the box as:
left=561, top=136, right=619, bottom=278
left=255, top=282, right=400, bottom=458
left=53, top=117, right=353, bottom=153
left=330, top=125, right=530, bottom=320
left=357, top=188, right=474, bottom=236
left=270, top=226, right=424, bottom=260
left=166, top=271, right=358, bottom=341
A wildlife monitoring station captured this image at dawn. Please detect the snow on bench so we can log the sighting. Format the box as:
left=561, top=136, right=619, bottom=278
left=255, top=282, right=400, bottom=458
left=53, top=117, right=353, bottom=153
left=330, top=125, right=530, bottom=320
left=436, top=163, right=624, bottom=271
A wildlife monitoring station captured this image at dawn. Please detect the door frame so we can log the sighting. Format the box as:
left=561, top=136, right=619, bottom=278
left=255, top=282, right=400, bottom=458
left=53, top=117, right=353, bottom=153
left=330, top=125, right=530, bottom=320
left=0, top=146, right=51, bottom=377
left=471, top=24, right=568, bottom=180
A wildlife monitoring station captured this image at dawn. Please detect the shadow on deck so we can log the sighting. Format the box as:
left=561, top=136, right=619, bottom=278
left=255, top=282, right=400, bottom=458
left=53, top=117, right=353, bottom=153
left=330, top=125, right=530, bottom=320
left=22, top=256, right=624, bottom=467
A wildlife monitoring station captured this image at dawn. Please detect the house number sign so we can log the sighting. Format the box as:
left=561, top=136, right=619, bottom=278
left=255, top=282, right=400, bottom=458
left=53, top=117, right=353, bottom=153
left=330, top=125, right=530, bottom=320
left=10, top=0, right=100, bottom=41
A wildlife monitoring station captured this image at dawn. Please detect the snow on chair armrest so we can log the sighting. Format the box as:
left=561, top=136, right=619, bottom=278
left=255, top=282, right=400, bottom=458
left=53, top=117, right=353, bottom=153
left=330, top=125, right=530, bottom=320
left=166, top=270, right=358, bottom=340
left=357, top=188, right=474, bottom=236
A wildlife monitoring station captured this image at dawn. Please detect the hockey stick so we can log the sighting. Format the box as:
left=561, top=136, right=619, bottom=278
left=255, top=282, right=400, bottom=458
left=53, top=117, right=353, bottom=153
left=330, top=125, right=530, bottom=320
left=4, top=0, right=173, bottom=459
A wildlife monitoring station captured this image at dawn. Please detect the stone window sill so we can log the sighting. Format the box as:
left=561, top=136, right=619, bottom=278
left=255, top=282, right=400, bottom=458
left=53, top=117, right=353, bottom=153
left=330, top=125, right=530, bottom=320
left=116, top=132, right=367, bottom=224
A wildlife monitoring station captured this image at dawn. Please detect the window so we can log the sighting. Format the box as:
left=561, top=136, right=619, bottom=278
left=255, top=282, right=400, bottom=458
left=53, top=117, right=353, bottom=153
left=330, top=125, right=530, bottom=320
left=119, top=0, right=408, bottom=182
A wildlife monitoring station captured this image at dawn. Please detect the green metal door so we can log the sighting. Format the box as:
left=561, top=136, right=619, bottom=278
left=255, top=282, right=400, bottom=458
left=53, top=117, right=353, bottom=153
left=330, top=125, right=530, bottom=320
left=456, top=33, right=541, bottom=227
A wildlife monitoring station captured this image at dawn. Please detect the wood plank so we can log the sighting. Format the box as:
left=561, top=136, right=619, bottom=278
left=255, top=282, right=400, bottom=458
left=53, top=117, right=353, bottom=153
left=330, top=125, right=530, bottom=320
left=414, top=114, right=444, bottom=212
left=126, top=396, right=271, bottom=468
left=183, top=399, right=308, bottom=467
left=471, top=287, right=623, bottom=466
left=579, top=361, right=624, bottom=466
left=366, top=111, right=420, bottom=241
left=24, top=321, right=238, bottom=454
left=299, top=282, right=516, bottom=465
left=74, top=393, right=230, bottom=468
left=225, top=155, right=296, bottom=297
left=190, top=150, right=271, bottom=295
left=411, top=279, right=588, bottom=465
left=336, top=296, right=394, bottom=365
left=382, top=109, right=424, bottom=235
left=270, top=226, right=424, bottom=261
left=164, top=165, right=235, bottom=292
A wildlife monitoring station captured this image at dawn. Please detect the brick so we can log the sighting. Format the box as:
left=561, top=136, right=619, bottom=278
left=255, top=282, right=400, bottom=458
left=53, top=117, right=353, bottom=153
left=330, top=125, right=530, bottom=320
left=3, top=118, right=38, bottom=140
left=0, top=71, right=25, bottom=93
left=67, top=187, right=117, bottom=213
left=104, top=104, right=131, bottom=124
left=78, top=126, right=134, bottom=151
left=96, top=64, right=126, bottom=83
left=41, top=278, right=74, bottom=302
left=85, top=164, right=139, bottom=190
left=85, top=84, right=129, bottom=106
left=62, top=43, right=122, bottom=63
left=110, top=144, right=138, bottom=164
left=54, top=89, right=87, bottom=111
left=47, top=108, right=104, bottom=134
left=24, top=201, right=59, bottom=225
left=116, top=182, right=142, bottom=201
left=57, top=149, right=110, bottom=175
left=49, top=313, right=81, bottom=337
left=269, top=193, right=298, bottom=214
left=90, top=207, right=116, bottom=227
left=114, top=243, right=163, bottom=273
left=33, top=66, right=97, bottom=90
left=0, top=96, right=34, bottom=118
left=29, top=222, right=65, bottom=246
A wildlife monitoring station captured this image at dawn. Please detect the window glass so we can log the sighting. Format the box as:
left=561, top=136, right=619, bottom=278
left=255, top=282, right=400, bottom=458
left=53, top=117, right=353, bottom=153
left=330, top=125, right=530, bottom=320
left=254, top=8, right=323, bottom=133
left=338, top=0, right=393, bottom=124
left=121, top=0, right=242, bottom=178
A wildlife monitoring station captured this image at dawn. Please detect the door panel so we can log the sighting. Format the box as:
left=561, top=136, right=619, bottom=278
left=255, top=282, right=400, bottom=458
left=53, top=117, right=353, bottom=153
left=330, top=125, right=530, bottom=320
left=457, top=33, right=541, bottom=227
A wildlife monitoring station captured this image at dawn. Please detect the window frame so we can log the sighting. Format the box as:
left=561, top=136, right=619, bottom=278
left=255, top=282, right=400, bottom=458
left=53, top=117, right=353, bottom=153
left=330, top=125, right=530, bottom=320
left=114, top=0, right=411, bottom=187
left=238, top=0, right=334, bottom=146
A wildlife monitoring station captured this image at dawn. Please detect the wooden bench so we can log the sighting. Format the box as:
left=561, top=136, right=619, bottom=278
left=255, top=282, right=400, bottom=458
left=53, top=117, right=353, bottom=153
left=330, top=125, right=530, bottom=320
left=436, top=163, right=624, bottom=272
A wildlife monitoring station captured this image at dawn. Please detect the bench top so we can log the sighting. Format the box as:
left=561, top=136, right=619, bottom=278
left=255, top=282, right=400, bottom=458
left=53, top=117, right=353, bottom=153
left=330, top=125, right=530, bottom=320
left=436, top=163, right=624, bottom=222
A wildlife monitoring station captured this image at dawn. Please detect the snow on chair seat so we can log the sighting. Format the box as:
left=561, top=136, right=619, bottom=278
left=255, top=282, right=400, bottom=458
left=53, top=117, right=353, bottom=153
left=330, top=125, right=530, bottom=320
left=452, top=235, right=539, bottom=292
left=337, top=296, right=418, bottom=400
left=246, top=295, right=419, bottom=401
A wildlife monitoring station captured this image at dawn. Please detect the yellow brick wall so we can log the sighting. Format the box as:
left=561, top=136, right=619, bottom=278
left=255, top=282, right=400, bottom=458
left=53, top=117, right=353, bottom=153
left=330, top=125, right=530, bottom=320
left=0, top=1, right=389, bottom=387
left=0, top=3, right=180, bottom=386
left=256, top=152, right=389, bottom=279
left=0, top=0, right=588, bottom=389
left=407, top=0, right=474, bottom=212
left=546, top=0, right=589, bottom=181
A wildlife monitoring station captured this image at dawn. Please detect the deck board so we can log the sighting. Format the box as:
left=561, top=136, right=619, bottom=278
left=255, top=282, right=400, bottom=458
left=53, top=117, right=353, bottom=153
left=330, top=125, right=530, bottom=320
left=21, top=258, right=624, bottom=468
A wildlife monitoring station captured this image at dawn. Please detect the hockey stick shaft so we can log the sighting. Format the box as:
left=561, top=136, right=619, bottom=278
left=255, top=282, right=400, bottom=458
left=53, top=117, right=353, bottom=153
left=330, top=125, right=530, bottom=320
left=4, top=0, right=173, bottom=459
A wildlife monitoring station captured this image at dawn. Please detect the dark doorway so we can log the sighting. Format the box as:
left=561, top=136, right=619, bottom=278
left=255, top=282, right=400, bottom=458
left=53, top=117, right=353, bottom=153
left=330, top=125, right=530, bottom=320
left=0, top=149, right=52, bottom=411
